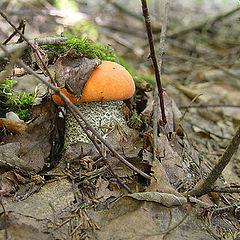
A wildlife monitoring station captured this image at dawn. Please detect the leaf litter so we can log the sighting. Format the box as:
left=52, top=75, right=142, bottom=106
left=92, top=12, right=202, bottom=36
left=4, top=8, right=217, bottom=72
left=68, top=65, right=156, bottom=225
left=0, top=1, right=239, bottom=239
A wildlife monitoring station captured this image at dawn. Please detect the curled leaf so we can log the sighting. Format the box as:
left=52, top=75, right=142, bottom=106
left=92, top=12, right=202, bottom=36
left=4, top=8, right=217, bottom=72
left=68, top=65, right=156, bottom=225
left=0, top=118, right=27, bottom=134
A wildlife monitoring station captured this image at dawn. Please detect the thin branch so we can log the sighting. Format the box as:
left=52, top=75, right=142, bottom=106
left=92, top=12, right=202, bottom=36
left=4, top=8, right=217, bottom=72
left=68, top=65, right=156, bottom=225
left=189, top=124, right=240, bottom=197
left=0, top=37, right=68, bottom=59
left=153, top=86, right=159, bottom=162
left=2, top=19, right=25, bottom=45
left=211, top=203, right=240, bottom=216
left=209, top=185, right=240, bottom=194
left=179, top=103, right=240, bottom=109
left=0, top=11, right=57, bottom=86
left=141, top=0, right=167, bottom=125
left=0, top=43, right=151, bottom=181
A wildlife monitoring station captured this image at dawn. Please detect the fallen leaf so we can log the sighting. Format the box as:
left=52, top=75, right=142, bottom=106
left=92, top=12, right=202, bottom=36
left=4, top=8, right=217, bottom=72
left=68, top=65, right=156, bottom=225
left=55, top=54, right=101, bottom=97
left=95, top=177, right=120, bottom=202
left=0, top=118, right=27, bottom=134
left=1, top=101, right=55, bottom=172
left=127, top=192, right=187, bottom=207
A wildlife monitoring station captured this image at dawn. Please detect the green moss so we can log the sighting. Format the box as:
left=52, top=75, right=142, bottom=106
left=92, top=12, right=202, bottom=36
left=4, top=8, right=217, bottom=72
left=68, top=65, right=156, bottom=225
left=41, top=35, right=118, bottom=62
left=0, top=79, right=34, bottom=120
left=144, top=75, right=156, bottom=84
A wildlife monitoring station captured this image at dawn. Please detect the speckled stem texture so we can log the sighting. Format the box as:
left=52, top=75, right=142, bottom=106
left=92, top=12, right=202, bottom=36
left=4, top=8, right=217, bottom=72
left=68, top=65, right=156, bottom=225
left=64, top=100, right=127, bottom=147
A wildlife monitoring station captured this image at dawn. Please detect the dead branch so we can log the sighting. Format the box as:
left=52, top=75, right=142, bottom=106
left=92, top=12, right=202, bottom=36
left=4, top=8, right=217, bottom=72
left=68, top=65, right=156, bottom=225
left=211, top=203, right=240, bottom=216
left=2, top=19, right=25, bottom=45
left=0, top=11, right=57, bottom=87
left=0, top=37, right=68, bottom=59
left=0, top=36, right=68, bottom=59
left=204, top=185, right=240, bottom=194
left=153, top=0, right=169, bottom=161
left=179, top=104, right=240, bottom=109
left=141, top=0, right=167, bottom=125
left=189, top=124, right=240, bottom=197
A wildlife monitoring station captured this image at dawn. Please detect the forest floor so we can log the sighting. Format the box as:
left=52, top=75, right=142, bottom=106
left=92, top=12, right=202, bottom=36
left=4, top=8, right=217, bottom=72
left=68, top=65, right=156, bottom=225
left=0, top=1, right=240, bottom=239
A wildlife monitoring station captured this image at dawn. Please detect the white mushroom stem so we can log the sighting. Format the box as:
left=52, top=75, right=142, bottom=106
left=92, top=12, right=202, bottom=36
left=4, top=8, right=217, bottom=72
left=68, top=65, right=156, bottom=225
left=64, top=100, right=127, bottom=148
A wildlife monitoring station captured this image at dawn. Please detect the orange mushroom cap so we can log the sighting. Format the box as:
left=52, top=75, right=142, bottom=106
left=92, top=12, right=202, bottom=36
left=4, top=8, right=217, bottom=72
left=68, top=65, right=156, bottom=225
left=52, top=60, right=135, bottom=105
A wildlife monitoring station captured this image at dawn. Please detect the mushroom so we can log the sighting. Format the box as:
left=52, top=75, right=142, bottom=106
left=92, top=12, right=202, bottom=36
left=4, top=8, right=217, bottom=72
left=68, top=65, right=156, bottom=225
left=52, top=60, right=135, bottom=148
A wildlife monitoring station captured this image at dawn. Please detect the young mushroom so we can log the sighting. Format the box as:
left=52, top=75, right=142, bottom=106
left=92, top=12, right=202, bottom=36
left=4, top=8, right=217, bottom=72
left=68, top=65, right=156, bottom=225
left=52, top=60, right=135, bottom=148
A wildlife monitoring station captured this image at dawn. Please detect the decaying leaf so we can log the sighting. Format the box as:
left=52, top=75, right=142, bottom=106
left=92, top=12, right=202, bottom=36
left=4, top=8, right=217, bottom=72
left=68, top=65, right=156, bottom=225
left=95, top=177, right=120, bottom=202
left=1, top=101, right=55, bottom=172
left=0, top=112, right=27, bottom=134
left=141, top=91, right=174, bottom=132
left=127, top=192, right=187, bottom=207
left=55, top=53, right=101, bottom=97
left=0, top=142, right=34, bottom=171
left=63, top=142, right=99, bottom=163
left=0, top=118, right=27, bottom=134
left=88, top=193, right=215, bottom=240
left=147, top=156, right=181, bottom=196
left=80, top=156, right=95, bottom=171
left=156, top=134, right=185, bottom=186
left=0, top=171, right=18, bottom=196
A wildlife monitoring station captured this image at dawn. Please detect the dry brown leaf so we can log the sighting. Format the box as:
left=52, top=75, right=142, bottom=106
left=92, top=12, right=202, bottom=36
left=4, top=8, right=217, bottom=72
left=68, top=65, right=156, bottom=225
left=90, top=194, right=214, bottom=240
left=0, top=142, right=34, bottom=171
left=147, top=157, right=181, bottom=196
left=127, top=192, right=187, bottom=207
left=55, top=54, right=101, bottom=97
left=157, top=134, right=185, bottom=186
left=1, top=101, right=54, bottom=172
left=95, top=177, right=120, bottom=202
left=141, top=91, right=174, bottom=132
left=0, top=171, right=17, bottom=196
left=0, top=118, right=27, bottom=134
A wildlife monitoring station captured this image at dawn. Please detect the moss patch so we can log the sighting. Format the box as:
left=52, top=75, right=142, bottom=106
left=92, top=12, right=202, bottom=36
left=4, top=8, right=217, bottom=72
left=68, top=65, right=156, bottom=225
left=0, top=79, right=34, bottom=120
left=41, top=35, right=118, bottom=62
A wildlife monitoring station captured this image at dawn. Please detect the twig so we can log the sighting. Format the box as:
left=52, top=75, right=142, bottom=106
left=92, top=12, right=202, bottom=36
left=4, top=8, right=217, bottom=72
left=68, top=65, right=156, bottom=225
left=163, top=213, right=189, bottom=239
left=153, top=86, right=159, bottom=162
left=205, top=185, right=240, bottom=194
left=141, top=0, right=167, bottom=125
left=158, top=0, right=169, bottom=74
left=0, top=11, right=56, bottom=86
left=179, top=103, right=240, bottom=109
left=211, top=203, right=240, bottom=216
left=0, top=43, right=151, bottom=181
left=0, top=37, right=69, bottom=59
left=189, top=124, right=240, bottom=197
left=2, top=19, right=25, bottom=45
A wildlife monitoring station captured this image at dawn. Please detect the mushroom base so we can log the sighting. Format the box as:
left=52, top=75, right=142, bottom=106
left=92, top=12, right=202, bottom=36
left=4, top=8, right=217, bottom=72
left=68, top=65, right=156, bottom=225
left=64, top=100, right=127, bottom=147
